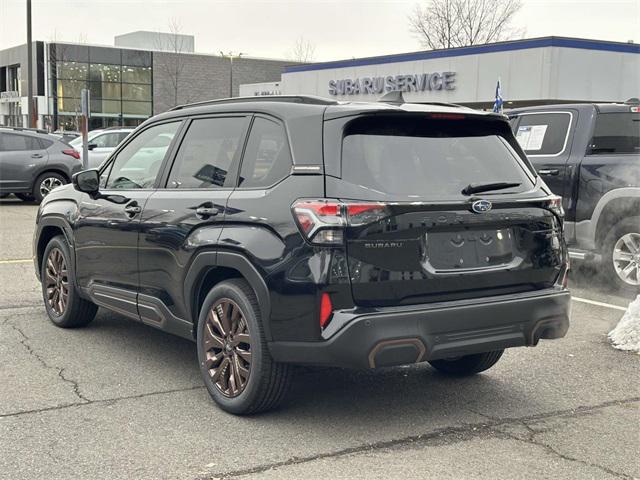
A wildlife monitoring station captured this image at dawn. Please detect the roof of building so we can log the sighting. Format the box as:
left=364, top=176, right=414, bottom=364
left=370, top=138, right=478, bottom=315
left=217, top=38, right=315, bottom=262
left=284, top=36, right=640, bottom=74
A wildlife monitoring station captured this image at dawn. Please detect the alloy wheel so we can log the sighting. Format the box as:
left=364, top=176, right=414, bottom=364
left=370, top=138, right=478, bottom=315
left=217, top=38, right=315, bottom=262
left=612, top=232, right=640, bottom=286
left=44, top=248, right=69, bottom=316
left=39, top=177, right=63, bottom=197
left=202, top=299, right=252, bottom=397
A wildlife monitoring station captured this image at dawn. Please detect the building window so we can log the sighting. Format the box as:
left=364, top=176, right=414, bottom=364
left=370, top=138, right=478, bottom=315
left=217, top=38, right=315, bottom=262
left=89, top=81, right=121, bottom=100
left=56, top=61, right=89, bottom=81
left=122, top=83, right=151, bottom=101
left=122, top=66, right=152, bottom=84
left=89, top=63, right=122, bottom=83
left=122, top=101, right=152, bottom=116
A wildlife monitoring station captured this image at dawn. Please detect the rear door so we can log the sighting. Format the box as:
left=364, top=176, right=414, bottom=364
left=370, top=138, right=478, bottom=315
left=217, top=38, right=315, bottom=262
left=137, top=115, right=250, bottom=322
left=510, top=110, right=577, bottom=211
left=0, top=132, right=48, bottom=191
left=327, top=113, right=564, bottom=307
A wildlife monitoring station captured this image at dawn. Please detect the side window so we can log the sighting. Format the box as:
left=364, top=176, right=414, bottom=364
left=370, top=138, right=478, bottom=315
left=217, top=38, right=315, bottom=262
left=514, top=113, right=571, bottom=156
left=168, top=117, right=246, bottom=189
left=93, top=132, right=123, bottom=148
left=0, top=133, right=41, bottom=151
left=588, top=112, right=640, bottom=155
left=40, top=138, right=53, bottom=149
left=105, top=121, right=180, bottom=190
left=239, top=117, right=292, bottom=188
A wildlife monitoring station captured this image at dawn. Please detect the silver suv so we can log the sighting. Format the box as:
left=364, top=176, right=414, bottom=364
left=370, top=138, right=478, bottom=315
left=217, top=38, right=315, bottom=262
left=0, top=128, right=82, bottom=203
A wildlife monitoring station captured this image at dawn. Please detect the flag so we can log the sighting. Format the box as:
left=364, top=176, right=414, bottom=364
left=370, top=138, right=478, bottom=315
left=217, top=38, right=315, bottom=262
left=493, top=79, right=503, bottom=113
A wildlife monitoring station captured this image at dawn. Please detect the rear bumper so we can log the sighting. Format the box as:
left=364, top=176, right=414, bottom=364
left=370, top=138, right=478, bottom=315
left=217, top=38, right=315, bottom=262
left=268, top=288, right=571, bottom=369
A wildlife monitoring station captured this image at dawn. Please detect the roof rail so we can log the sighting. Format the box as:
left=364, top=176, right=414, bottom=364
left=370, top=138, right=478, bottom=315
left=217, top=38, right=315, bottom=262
left=0, top=126, right=49, bottom=134
left=169, top=95, right=338, bottom=111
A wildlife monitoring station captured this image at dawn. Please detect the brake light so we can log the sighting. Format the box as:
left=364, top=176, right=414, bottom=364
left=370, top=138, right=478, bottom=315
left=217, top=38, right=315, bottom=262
left=292, top=199, right=389, bottom=245
left=319, top=292, right=333, bottom=328
left=428, top=113, right=466, bottom=120
left=62, top=149, right=80, bottom=159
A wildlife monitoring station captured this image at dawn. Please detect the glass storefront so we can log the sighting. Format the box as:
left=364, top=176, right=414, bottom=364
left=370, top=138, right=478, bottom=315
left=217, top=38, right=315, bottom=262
left=50, top=44, right=153, bottom=130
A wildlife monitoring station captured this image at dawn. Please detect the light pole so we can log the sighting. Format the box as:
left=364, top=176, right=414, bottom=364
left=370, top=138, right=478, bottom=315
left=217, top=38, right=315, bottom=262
left=26, top=0, right=34, bottom=127
left=219, top=51, right=244, bottom=98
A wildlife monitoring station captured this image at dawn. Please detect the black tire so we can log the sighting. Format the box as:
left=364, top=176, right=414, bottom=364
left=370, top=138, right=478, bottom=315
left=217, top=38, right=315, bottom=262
left=429, top=350, right=504, bottom=376
left=33, top=172, right=67, bottom=203
left=601, top=216, right=640, bottom=293
left=15, top=193, right=35, bottom=202
left=41, top=235, right=98, bottom=328
left=197, top=279, right=292, bottom=415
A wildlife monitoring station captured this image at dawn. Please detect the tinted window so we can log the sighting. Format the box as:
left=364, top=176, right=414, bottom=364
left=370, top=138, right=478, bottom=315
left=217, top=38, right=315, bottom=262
left=341, top=115, right=534, bottom=201
left=0, top=133, right=42, bottom=151
left=239, top=118, right=292, bottom=188
left=93, top=132, right=124, bottom=148
left=168, top=117, right=246, bottom=189
left=514, top=113, right=571, bottom=155
left=105, top=122, right=180, bottom=189
left=40, top=138, right=54, bottom=149
left=589, top=112, right=640, bottom=155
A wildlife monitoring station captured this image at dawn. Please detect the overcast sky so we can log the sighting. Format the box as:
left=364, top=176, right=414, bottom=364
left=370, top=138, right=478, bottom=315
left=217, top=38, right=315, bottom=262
left=1, top=0, right=638, bottom=61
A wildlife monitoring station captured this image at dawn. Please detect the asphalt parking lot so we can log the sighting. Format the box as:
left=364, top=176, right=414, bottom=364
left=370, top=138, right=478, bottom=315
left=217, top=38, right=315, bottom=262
left=0, top=196, right=638, bottom=480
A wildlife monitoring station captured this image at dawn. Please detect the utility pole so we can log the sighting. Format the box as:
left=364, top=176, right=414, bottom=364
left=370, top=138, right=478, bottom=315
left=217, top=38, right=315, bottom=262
left=26, top=0, right=34, bottom=128
left=219, top=51, right=244, bottom=98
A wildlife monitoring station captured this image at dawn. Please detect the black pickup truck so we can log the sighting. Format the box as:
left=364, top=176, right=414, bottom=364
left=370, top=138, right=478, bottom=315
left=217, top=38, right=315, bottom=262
left=509, top=102, right=640, bottom=292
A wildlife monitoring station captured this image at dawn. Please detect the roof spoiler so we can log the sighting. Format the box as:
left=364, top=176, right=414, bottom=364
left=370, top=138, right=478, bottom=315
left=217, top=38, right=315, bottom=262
left=378, top=90, right=405, bottom=104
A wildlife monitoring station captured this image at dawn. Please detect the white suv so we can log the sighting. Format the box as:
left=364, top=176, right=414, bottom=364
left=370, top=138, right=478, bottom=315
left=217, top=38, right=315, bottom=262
left=70, top=127, right=134, bottom=168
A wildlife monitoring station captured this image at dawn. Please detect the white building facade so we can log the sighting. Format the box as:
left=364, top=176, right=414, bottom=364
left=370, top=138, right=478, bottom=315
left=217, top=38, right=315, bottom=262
left=279, top=37, right=640, bottom=108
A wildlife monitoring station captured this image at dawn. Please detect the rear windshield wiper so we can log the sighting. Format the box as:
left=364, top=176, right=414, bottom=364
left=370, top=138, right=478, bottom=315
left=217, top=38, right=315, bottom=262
left=461, top=182, right=521, bottom=195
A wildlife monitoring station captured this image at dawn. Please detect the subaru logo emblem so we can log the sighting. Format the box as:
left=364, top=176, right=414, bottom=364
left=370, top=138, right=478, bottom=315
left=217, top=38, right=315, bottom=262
left=471, top=199, right=492, bottom=213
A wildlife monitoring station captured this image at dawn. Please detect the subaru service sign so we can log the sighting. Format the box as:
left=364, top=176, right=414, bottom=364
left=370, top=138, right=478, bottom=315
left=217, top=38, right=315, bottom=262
left=328, top=72, right=456, bottom=96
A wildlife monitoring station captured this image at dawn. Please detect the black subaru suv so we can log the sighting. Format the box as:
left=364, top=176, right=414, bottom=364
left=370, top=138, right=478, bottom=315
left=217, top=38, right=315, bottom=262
left=34, top=95, right=570, bottom=414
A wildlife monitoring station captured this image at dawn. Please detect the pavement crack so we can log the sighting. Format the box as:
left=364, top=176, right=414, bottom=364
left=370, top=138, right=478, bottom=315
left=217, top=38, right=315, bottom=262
left=495, top=421, right=632, bottom=479
left=200, top=397, right=640, bottom=480
left=7, top=320, right=91, bottom=404
left=0, top=385, right=206, bottom=419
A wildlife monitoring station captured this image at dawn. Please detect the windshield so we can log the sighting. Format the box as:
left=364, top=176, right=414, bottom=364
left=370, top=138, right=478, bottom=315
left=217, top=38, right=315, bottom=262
left=340, top=115, right=535, bottom=201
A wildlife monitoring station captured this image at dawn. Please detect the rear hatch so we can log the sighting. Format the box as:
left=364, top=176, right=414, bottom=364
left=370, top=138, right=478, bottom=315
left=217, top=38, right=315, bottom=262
left=326, top=112, right=565, bottom=307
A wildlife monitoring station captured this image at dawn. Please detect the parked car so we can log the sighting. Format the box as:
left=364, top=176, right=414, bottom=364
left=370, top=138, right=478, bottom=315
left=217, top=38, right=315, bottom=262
left=52, top=130, right=81, bottom=143
left=69, top=127, right=133, bottom=168
left=0, top=127, right=82, bottom=202
left=509, top=102, right=640, bottom=291
left=34, top=95, right=570, bottom=414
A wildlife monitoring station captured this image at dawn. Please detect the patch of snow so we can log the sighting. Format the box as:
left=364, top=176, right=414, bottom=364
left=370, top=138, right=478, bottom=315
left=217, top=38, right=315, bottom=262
left=608, top=295, right=640, bottom=353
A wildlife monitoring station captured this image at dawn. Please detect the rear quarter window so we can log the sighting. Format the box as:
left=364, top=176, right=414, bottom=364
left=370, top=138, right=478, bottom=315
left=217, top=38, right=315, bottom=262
left=513, top=112, right=571, bottom=156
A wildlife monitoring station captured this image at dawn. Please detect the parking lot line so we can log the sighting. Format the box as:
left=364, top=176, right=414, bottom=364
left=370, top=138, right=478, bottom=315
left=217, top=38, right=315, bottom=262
left=572, top=296, right=628, bottom=312
left=0, top=258, right=33, bottom=264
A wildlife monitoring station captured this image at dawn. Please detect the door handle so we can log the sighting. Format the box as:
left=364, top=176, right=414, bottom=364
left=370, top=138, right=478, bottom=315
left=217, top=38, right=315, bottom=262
left=195, top=205, right=219, bottom=218
left=124, top=204, right=141, bottom=217
left=31, top=153, right=43, bottom=158
left=538, top=169, right=560, bottom=176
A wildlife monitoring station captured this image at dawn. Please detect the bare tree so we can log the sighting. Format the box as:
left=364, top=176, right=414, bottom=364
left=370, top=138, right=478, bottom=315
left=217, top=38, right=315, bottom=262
left=155, top=19, right=189, bottom=109
left=409, top=0, right=523, bottom=50
left=287, top=36, right=316, bottom=63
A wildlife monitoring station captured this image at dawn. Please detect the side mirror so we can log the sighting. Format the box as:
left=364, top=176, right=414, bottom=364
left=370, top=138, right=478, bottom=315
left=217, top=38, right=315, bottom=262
left=87, top=143, right=98, bottom=151
left=73, top=169, right=100, bottom=194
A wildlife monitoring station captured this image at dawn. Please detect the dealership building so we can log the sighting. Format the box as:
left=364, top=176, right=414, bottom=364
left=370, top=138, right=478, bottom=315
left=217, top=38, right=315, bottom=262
left=244, top=37, right=640, bottom=108
left=0, top=32, right=294, bottom=130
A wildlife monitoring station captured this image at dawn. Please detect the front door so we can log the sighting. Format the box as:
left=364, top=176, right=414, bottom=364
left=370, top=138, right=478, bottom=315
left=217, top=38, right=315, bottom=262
left=74, top=120, right=183, bottom=317
left=138, top=115, right=250, bottom=324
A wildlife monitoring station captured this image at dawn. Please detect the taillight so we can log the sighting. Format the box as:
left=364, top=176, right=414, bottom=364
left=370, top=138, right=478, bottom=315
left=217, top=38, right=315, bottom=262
left=292, top=199, right=389, bottom=245
left=62, top=149, right=80, bottom=159
left=319, top=292, right=333, bottom=328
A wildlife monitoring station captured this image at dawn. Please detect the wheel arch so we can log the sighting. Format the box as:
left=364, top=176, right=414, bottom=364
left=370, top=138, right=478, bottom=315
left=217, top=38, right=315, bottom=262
left=185, top=251, right=272, bottom=340
left=594, top=193, right=640, bottom=248
left=36, top=216, right=75, bottom=275
left=32, top=169, right=71, bottom=191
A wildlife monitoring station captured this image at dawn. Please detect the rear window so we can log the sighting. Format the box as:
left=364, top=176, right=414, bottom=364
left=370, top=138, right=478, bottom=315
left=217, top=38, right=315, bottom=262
left=340, top=115, right=534, bottom=201
left=589, top=112, right=640, bottom=155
